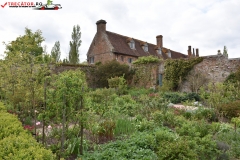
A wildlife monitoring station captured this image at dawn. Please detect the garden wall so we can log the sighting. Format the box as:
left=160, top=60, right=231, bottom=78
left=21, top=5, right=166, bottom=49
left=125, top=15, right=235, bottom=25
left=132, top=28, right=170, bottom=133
left=50, top=64, right=97, bottom=88
left=180, top=55, right=240, bottom=92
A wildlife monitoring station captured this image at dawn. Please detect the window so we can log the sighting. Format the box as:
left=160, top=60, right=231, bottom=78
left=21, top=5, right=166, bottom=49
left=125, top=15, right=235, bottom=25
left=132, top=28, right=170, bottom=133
left=121, top=56, right=124, bottom=62
left=89, top=57, right=94, bottom=64
left=128, top=58, right=132, bottom=63
left=159, top=74, right=163, bottom=86
left=168, top=50, right=171, bottom=58
left=129, top=40, right=135, bottom=49
left=158, top=48, right=162, bottom=55
left=143, top=44, right=148, bottom=52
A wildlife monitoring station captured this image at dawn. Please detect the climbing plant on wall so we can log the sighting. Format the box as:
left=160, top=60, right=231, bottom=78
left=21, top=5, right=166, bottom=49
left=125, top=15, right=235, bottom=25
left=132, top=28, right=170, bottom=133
left=132, top=56, right=161, bottom=88
left=164, top=57, right=203, bottom=90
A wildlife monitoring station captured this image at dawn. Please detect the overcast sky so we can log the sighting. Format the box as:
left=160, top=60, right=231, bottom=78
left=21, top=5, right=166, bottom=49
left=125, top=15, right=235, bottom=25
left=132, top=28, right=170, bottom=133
left=0, top=0, right=239, bottom=61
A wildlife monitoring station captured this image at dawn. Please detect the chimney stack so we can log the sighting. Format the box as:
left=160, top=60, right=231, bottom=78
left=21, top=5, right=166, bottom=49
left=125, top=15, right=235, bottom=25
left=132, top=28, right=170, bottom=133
left=96, top=19, right=107, bottom=33
left=188, top=46, right=192, bottom=57
left=193, top=48, right=195, bottom=57
left=156, top=35, right=163, bottom=48
left=196, top=48, right=199, bottom=57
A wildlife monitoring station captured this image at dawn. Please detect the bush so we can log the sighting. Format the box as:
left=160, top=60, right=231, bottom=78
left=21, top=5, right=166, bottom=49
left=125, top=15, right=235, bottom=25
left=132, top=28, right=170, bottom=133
left=219, top=100, right=240, bottom=119
left=82, top=132, right=158, bottom=160
left=0, top=134, right=55, bottom=160
left=163, top=92, right=200, bottom=104
left=157, top=139, right=198, bottom=160
left=0, top=102, right=55, bottom=159
left=94, top=60, right=133, bottom=88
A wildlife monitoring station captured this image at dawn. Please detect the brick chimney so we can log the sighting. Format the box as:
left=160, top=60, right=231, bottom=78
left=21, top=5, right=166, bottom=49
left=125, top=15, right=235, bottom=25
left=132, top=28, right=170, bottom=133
left=196, top=48, right=199, bottom=57
left=188, top=46, right=192, bottom=57
left=192, top=48, right=195, bottom=57
left=96, top=19, right=107, bottom=33
left=156, top=35, right=163, bottom=48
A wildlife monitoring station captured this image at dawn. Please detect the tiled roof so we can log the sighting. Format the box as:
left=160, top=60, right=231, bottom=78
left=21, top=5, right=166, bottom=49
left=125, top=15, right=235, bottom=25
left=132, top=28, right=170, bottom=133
left=106, top=31, right=188, bottom=59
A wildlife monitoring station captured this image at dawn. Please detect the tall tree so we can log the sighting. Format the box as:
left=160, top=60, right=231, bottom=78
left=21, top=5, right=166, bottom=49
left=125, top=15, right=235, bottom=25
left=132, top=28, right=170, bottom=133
left=68, top=25, right=81, bottom=64
left=223, top=46, right=228, bottom=57
left=51, top=41, right=61, bottom=63
left=4, top=28, right=44, bottom=59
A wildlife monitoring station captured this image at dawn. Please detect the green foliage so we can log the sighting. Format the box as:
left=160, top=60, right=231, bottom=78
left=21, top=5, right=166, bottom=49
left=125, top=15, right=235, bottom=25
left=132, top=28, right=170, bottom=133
left=132, top=55, right=160, bottom=64
left=164, top=57, right=203, bottom=90
left=157, top=139, right=198, bottom=160
left=225, top=67, right=240, bottom=84
left=82, top=132, right=158, bottom=160
left=163, top=92, right=200, bottom=104
left=219, top=100, right=240, bottom=119
left=132, top=56, right=160, bottom=88
left=95, top=60, right=132, bottom=88
left=51, top=41, right=61, bottom=63
left=216, top=130, right=240, bottom=158
left=114, top=117, right=136, bottom=136
left=108, top=75, right=127, bottom=95
left=0, top=103, right=55, bottom=159
left=223, top=46, right=228, bottom=57
left=199, top=82, right=240, bottom=110
left=68, top=25, right=82, bottom=64
left=4, top=27, right=44, bottom=58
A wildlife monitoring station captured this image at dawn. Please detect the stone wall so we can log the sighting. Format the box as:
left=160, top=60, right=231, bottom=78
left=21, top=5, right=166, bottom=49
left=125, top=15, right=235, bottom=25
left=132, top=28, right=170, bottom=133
left=180, top=55, right=240, bottom=92
left=51, top=64, right=97, bottom=88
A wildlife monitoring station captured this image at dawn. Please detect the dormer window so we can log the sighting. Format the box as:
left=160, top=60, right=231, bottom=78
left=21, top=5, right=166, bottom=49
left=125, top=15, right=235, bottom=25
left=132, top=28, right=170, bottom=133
left=129, top=39, right=135, bottom=49
left=168, top=50, right=171, bottom=58
left=143, top=43, right=148, bottom=52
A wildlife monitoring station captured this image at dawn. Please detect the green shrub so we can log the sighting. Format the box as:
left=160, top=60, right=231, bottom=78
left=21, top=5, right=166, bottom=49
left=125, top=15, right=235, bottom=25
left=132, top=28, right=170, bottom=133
left=176, top=120, right=211, bottom=138
left=219, top=100, right=240, bottom=119
left=0, top=103, right=55, bottom=159
left=94, top=60, right=133, bottom=88
left=0, top=134, right=55, bottom=160
left=157, top=139, right=198, bottom=160
left=82, top=132, right=158, bottom=160
left=136, top=118, right=155, bottom=132
left=216, top=130, right=240, bottom=159
left=163, top=92, right=200, bottom=104
left=194, top=107, right=217, bottom=122
left=108, top=75, right=127, bottom=95
left=0, top=112, right=24, bottom=140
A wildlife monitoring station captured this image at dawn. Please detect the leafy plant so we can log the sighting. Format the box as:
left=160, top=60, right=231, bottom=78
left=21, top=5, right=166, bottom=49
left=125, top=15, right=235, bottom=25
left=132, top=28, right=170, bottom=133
left=164, top=57, right=203, bottom=90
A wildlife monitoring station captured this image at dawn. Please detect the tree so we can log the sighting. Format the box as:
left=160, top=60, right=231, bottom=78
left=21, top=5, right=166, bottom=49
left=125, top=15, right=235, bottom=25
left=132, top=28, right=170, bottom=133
left=51, top=41, right=61, bottom=63
left=68, top=25, right=82, bottom=64
left=223, top=46, right=228, bottom=57
left=1, top=27, right=50, bottom=141
left=4, top=27, right=44, bottom=59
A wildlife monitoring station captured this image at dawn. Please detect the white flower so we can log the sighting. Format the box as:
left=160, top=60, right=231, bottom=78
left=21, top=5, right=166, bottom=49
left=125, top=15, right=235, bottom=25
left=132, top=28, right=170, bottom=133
left=36, top=122, right=41, bottom=126
left=48, top=125, right=52, bottom=129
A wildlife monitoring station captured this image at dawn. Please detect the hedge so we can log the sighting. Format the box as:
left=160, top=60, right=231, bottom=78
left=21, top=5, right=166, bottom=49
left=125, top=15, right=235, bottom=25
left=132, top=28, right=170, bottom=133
left=0, top=102, right=55, bottom=160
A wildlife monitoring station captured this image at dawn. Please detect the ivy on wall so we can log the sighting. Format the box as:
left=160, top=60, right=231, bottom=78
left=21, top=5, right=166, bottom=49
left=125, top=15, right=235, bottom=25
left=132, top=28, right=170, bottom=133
left=132, top=56, right=162, bottom=88
left=164, top=57, right=203, bottom=90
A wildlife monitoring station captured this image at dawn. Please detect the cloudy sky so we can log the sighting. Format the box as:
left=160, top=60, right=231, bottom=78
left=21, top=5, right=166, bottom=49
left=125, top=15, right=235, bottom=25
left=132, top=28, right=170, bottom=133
left=0, top=0, right=239, bottom=61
